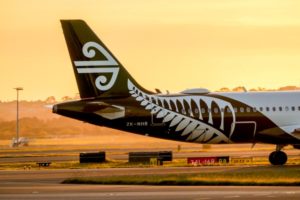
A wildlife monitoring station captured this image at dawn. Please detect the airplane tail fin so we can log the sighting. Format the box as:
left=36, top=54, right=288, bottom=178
left=61, top=20, right=148, bottom=99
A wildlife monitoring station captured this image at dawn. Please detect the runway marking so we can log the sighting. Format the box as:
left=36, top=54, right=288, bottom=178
left=252, top=193, right=271, bottom=196
left=285, top=192, right=296, bottom=194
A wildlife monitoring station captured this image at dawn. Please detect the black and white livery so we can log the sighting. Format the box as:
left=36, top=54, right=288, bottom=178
left=54, top=20, right=300, bottom=165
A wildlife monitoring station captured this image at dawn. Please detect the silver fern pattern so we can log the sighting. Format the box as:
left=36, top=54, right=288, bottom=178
left=128, top=80, right=236, bottom=144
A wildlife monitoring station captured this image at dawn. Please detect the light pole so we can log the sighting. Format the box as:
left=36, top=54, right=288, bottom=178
left=14, top=87, right=23, bottom=147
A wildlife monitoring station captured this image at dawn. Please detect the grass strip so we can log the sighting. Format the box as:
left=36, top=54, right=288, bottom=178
left=62, top=166, right=300, bottom=186
left=63, top=178, right=300, bottom=186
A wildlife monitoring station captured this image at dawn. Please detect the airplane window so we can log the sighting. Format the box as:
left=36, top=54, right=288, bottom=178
left=194, top=108, right=199, bottom=114
left=279, top=107, right=282, bottom=111
left=292, top=106, right=295, bottom=111
left=234, top=107, right=238, bottom=113
left=266, top=107, right=270, bottom=112
left=151, top=97, right=155, bottom=103
left=201, top=108, right=206, bottom=114
left=298, top=106, right=300, bottom=111
left=246, top=107, right=251, bottom=112
left=240, top=107, right=244, bottom=113
left=285, top=106, right=289, bottom=111
left=272, top=107, right=276, bottom=112
left=226, top=107, right=231, bottom=113
left=259, top=107, right=263, bottom=112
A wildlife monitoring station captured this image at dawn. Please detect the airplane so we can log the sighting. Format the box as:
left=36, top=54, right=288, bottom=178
left=54, top=20, right=300, bottom=166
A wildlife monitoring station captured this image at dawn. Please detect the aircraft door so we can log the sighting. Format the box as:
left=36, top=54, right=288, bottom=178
left=230, top=121, right=257, bottom=142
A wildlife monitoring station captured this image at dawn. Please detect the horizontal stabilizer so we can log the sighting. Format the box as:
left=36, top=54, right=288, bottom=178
left=86, top=102, right=125, bottom=120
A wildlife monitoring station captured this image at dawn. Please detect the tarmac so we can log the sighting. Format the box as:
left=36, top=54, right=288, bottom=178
left=1, top=145, right=299, bottom=199
left=1, top=167, right=300, bottom=200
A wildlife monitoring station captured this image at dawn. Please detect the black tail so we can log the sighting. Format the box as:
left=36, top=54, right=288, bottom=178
left=61, top=20, right=148, bottom=99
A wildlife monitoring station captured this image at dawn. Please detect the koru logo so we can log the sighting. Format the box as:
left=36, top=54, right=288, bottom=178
left=74, top=41, right=119, bottom=91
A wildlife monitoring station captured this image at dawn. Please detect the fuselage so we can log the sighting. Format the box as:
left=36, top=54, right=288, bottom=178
left=54, top=88, right=300, bottom=145
left=220, top=91, right=300, bottom=128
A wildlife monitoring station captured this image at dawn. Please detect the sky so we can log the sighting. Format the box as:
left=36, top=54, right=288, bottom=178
left=1, top=0, right=300, bottom=101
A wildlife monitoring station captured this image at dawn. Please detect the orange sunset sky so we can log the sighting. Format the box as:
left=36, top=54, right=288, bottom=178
left=1, top=0, right=300, bottom=101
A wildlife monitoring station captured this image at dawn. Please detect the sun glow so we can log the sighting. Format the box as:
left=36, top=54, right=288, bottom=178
left=1, top=0, right=300, bottom=100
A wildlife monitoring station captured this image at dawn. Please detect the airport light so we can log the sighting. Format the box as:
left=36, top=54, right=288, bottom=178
left=14, top=87, right=23, bottom=147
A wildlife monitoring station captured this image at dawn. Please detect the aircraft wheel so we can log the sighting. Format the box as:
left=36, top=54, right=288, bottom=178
left=269, top=151, right=287, bottom=165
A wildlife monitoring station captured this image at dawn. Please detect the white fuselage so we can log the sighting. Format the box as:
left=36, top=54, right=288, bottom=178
left=219, top=91, right=300, bottom=129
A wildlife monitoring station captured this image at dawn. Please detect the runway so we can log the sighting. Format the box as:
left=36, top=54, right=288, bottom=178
left=1, top=183, right=300, bottom=200
left=1, top=145, right=299, bottom=199
left=1, top=167, right=300, bottom=200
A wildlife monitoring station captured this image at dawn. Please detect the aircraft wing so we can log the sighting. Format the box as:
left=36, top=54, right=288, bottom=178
left=279, top=125, right=300, bottom=140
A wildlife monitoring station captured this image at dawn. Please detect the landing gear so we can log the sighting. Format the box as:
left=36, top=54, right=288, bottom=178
left=268, top=145, right=287, bottom=165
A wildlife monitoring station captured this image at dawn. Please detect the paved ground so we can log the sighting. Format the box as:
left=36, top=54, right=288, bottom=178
left=1, top=146, right=299, bottom=199
left=1, top=185, right=300, bottom=200
left=1, top=168, right=300, bottom=200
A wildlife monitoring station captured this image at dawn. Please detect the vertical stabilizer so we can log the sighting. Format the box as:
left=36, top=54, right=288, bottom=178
left=61, top=20, right=147, bottom=99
